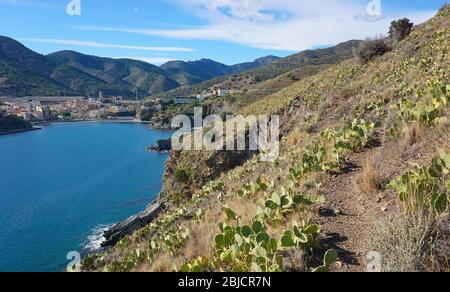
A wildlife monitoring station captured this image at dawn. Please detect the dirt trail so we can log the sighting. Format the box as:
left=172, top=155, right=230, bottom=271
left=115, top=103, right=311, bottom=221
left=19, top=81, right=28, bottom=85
left=316, top=126, right=450, bottom=272
left=317, top=149, right=388, bottom=272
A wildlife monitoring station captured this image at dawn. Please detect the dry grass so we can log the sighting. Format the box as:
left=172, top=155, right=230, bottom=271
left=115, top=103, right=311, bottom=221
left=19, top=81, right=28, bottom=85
left=184, top=209, right=220, bottom=260
left=227, top=197, right=258, bottom=226
left=427, top=217, right=450, bottom=272
left=402, top=122, right=424, bottom=147
left=354, top=153, right=382, bottom=195
left=145, top=206, right=222, bottom=272
left=145, top=253, right=182, bottom=272
left=287, top=128, right=304, bottom=146
left=430, top=116, right=450, bottom=149
left=282, top=248, right=309, bottom=272
left=366, top=213, right=442, bottom=272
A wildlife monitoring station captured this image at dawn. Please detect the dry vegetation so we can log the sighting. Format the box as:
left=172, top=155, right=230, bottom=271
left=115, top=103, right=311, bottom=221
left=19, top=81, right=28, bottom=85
left=82, top=5, right=450, bottom=272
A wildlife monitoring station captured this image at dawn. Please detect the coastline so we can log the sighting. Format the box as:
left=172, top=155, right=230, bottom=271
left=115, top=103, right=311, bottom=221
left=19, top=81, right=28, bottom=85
left=1, top=119, right=155, bottom=136
left=33, top=117, right=150, bottom=126
left=0, top=127, right=41, bottom=136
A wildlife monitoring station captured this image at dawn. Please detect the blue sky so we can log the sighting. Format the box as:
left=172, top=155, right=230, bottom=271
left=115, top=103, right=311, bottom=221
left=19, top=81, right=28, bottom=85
left=0, top=0, right=445, bottom=65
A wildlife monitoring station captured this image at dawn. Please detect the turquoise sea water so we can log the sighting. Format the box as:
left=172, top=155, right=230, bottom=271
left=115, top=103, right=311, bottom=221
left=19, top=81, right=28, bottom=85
left=0, top=122, right=171, bottom=272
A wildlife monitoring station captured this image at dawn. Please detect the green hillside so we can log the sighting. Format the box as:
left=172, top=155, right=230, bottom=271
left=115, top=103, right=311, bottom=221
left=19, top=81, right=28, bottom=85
left=47, top=51, right=180, bottom=97
left=0, top=36, right=280, bottom=98
left=152, top=40, right=360, bottom=100
left=160, top=56, right=281, bottom=86
left=0, top=37, right=181, bottom=98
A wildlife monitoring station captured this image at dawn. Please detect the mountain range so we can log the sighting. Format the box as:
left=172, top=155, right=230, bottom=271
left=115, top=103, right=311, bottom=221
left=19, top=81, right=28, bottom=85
left=153, top=39, right=361, bottom=100
left=160, top=56, right=280, bottom=85
left=0, top=35, right=280, bottom=98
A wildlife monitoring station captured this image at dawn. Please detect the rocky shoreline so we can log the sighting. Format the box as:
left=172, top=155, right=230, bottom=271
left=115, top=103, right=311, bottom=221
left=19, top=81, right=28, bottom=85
left=101, top=138, right=172, bottom=247
left=102, top=202, right=163, bottom=247
left=0, top=127, right=41, bottom=136
left=146, top=138, right=172, bottom=153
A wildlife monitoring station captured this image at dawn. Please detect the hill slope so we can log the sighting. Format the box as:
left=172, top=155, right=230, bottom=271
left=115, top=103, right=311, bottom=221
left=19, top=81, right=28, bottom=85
left=0, top=36, right=182, bottom=98
left=0, top=36, right=68, bottom=96
left=160, top=56, right=280, bottom=85
left=152, top=40, right=361, bottom=100
left=47, top=51, right=180, bottom=97
left=83, top=6, right=450, bottom=272
left=0, top=36, right=281, bottom=98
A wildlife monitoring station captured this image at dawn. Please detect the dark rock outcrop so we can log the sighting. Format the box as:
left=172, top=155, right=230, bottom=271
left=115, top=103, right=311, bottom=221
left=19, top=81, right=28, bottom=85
left=159, top=148, right=254, bottom=204
left=102, top=202, right=162, bottom=247
left=147, top=138, right=172, bottom=152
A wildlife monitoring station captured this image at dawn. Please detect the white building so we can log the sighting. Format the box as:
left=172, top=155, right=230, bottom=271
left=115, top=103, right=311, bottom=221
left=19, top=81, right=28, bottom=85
left=35, top=105, right=50, bottom=119
left=22, top=112, right=32, bottom=121
left=217, top=89, right=231, bottom=97
left=173, top=96, right=198, bottom=104
left=197, top=94, right=211, bottom=101
left=88, top=110, right=100, bottom=119
left=34, top=111, right=44, bottom=120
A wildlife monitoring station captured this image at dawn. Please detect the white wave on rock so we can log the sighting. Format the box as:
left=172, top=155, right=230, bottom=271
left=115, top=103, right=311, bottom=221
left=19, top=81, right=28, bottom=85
left=83, top=224, right=115, bottom=253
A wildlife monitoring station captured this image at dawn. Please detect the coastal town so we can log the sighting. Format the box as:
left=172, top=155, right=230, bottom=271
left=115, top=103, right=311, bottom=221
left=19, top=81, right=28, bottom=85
left=0, top=92, right=140, bottom=123
left=0, top=87, right=240, bottom=126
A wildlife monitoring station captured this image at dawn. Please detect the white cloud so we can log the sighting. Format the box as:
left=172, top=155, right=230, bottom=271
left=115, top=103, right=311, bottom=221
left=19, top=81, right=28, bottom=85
left=0, top=0, right=62, bottom=8
left=108, top=56, right=178, bottom=65
left=75, top=0, right=438, bottom=51
left=182, top=0, right=278, bottom=21
left=18, top=38, right=194, bottom=52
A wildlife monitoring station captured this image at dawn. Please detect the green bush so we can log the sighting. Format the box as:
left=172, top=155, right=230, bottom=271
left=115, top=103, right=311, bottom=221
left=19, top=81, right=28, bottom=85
left=389, top=152, right=450, bottom=214
left=173, top=168, right=194, bottom=184
left=356, top=39, right=391, bottom=63
left=389, top=18, right=414, bottom=43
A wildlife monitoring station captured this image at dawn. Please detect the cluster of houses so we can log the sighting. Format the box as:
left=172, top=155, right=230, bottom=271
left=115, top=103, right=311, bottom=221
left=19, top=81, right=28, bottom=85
left=0, top=99, right=52, bottom=121
left=0, top=87, right=242, bottom=123
left=162, top=88, right=242, bottom=105
left=0, top=93, right=139, bottom=122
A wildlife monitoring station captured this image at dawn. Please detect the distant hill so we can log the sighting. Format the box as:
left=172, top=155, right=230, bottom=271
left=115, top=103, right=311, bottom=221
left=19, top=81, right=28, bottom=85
left=0, top=36, right=68, bottom=96
left=47, top=51, right=180, bottom=97
left=160, top=56, right=280, bottom=85
left=0, top=36, right=280, bottom=98
left=153, top=40, right=361, bottom=100
left=229, top=55, right=281, bottom=72
left=0, top=35, right=182, bottom=98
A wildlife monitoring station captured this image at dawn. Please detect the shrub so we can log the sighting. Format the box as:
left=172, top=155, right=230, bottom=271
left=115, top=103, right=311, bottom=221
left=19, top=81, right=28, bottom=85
left=366, top=213, right=437, bottom=272
left=173, top=168, right=194, bottom=184
left=388, top=152, right=450, bottom=214
left=282, top=249, right=309, bottom=272
left=389, top=18, right=414, bottom=43
left=437, top=3, right=450, bottom=16
left=356, top=39, right=391, bottom=63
